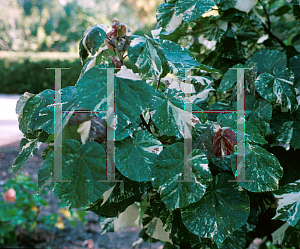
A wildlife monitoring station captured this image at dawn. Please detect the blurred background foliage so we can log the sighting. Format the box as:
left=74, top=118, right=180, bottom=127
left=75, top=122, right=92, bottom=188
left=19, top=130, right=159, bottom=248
left=0, top=0, right=161, bottom=93
left=0, top=0, right=161, bottom=52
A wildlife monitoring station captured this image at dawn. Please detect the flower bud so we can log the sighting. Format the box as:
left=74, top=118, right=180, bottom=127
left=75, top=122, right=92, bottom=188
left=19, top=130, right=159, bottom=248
left=4, top=188, right=16, bottom=203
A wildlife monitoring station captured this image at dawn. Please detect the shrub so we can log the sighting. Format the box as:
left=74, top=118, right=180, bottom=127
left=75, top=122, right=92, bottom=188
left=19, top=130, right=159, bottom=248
left=12, top=1, right=300, bottom=248
left=0, top=53, right=81, bottom=94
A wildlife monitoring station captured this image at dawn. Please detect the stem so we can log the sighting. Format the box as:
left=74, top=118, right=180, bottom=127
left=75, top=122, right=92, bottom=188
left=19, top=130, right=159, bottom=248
left=156, top=77, right=161, bottom=90
left=258, top=0, right=287, bottom=48
left=140, top=114, right=152, bottom=134
left=187, top=29, right=202, bottom=34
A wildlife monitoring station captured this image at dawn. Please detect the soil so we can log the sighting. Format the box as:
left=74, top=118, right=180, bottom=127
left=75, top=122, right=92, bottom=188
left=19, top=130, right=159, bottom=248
left=0, top=141, right=163, bottom=249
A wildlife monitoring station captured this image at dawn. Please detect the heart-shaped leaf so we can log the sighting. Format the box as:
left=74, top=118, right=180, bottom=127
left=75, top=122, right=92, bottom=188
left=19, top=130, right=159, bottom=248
left=181, top=173, right=250, bottom=247
left=152, top=142, right=212, bottom=210
left=213, top=128, right=236, bottom=158
left=50, top=139, right=113, bottom=208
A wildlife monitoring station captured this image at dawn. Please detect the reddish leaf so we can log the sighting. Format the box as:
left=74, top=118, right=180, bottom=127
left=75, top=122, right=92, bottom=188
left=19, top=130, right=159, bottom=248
left=212, top=128, right=236, bottom=159
left=68, top=108, right=91, bottom=126
left=107, top=23, right=118, bottom=39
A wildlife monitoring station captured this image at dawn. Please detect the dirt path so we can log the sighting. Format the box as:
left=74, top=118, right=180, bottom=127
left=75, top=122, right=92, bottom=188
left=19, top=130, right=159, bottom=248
left=0, top=141, right=162, bottom=249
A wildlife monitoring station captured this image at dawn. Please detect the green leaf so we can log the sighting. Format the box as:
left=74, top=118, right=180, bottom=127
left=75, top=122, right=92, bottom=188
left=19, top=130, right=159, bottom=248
left=282, top=226, right=300, bottom=247
left=76, top=66, right=153, bottom=133
left=231, top=143, right=283, bottom=192
left=289, top=55, right=300, bottom=89
left=85, top=176, right=151, bottom=217
left=12, top=130, right=48, bottom=172
left=16, top=92, right=35, bottom=118
left=217, top=63, right=243, bottom=92
left=272, top=4, right=291, bottom=16
left=76, top=67, right=107, bottom=112
left=289, top=0, right=300, bottom=5
left=159, top=22, right=189, bottom=42
left=243, top=96, right=272, bottom=135
left=152, top=142, right=212, bottom=210
left=77, top=49, right=115, bottom=82
left=294, top=5, right=300, bottom=24
left=115, top=122, right=140, bottom=141
left=217, top=113, right=268, bottom=145
left=158, top=40, right=199, bottom=72
left=21, top=89, right=54, bottom=131
left=156, top=2, right=177, bottom=30
left=245, top=49, right=287, bottom=74
left=79, top=23, right=108, bottom=64
left=215, top=0, right=237, bottom=10
left=38, top=151, right=54, bottom=193
left=142, top=192, right=173, bottom=243
left=51, top=140, right=113, bottom=208
left=194, top=123, right=221, bottom=159
left=219, top=225, right=247, bottom=249
left=99, top=203, right=140, bottom=233
left=149, top=89, right=196, bottom=139
left=115, top=129, right=163, bottom=181
left=255, top=67, right=296, bottom=110
left=273, top=179, right=300, bottom=229
left=181, top=173, right=250, bottom=247
left=36, top=87, right=79, bottom=134
left=271, top=110, right=300, bottom=149
left=127, top=36, right=170, bottom=78
left=20, top=87, right=78, bottom=134
left=174, top=0, right=215, bottom=23
left=212, top=155, right=232, bottom=172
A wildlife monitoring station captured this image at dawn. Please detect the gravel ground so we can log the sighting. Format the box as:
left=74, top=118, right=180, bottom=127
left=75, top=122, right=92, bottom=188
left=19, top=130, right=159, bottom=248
left=0, top=141, right=163, bottom=249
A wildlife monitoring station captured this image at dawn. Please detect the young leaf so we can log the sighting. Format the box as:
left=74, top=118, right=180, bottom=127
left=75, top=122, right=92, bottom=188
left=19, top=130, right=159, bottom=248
left=212, top=128, right=236, bottom=159
left=181, top=173, right=250, bottom=247
left=79, top=24, right=108, bottom=64
left=127, top=36, right=170, bottom=78
left=152, top=142, right=212, bottom=210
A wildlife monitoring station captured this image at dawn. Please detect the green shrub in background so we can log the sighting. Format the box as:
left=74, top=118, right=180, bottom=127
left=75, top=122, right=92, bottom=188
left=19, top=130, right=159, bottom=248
left=0, top=54, right=82, bottom=94
left=0, top=173, right=87, bottom=246
left=0, top=52, right=137, bottom=94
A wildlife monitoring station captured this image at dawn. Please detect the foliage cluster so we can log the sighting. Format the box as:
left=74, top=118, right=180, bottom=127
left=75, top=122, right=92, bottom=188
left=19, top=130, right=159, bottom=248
left=0, top=173, right=87, bottom=246
left=12, top=0, right=300, bottom=248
